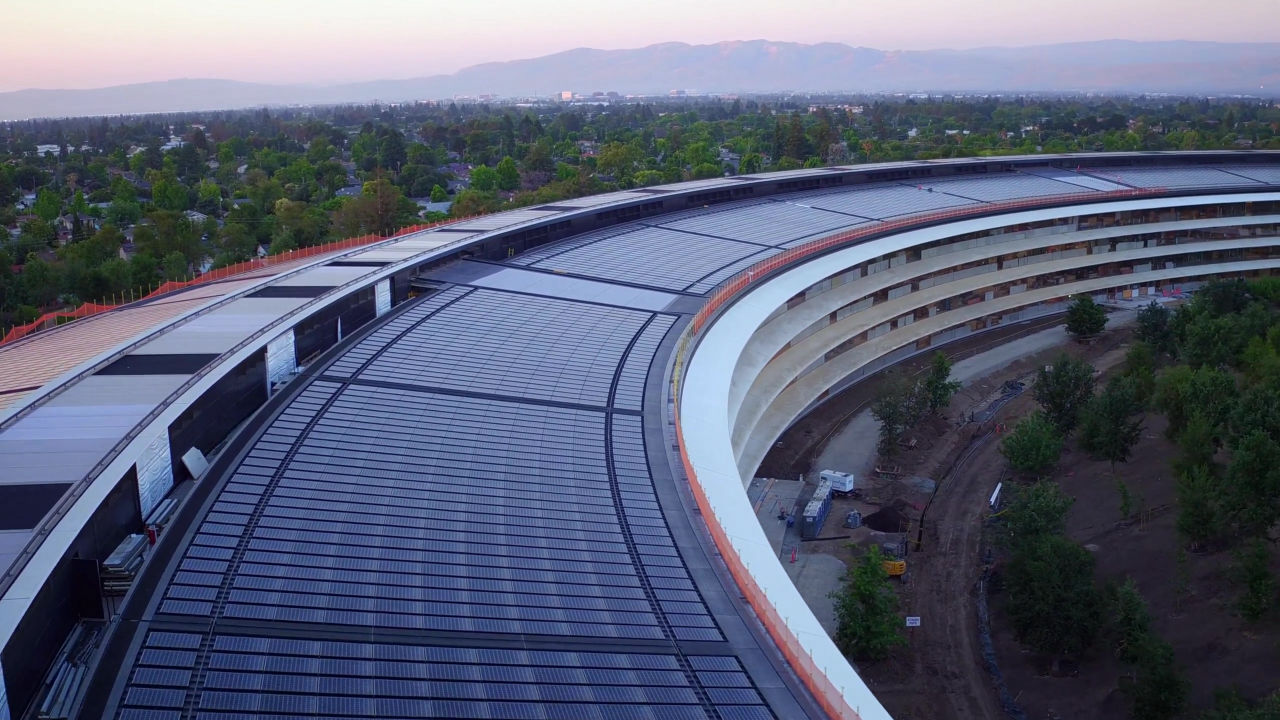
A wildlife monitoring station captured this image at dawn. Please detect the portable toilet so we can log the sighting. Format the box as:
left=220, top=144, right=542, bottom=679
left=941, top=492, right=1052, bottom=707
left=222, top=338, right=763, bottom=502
left=801, top=479, right=833, bottom=539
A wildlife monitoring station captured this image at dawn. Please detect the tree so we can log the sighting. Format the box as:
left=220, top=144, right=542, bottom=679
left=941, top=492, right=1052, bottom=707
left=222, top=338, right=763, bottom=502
left=595, top=143, right=642, bottom=181
left=923, top=352, right=962, bottom=413
left=212, top=223, right=256, bottom=267
left=18, top=254, right=60, bottom=306
left=1176, top=463, right=1228, bottom=547
left=689, top=162, right=722, bottom=179
left=429, top=184, right=448, bottom=203
left=32, top=187, right=62, bottom=222
left=195, top=180, right=222, bottom=215
left=1079, top=377, right=1144, bottom=469
left=449, top=189, right=500, bottom=218
left=1201, top=689, right=1280, bottom=720
left=1065, top=294, right=1108, bottom=337
left=377, top=131, right=407, bottom=171
left=161, top=251, right=188, bottom=281
left=998, top=479, right=1074, bottom=551
left=495, top=156, right=520, bottom=191
left=1000, top=412, right=1063, bottom=477
left=1124, top=635, right=1189, bottom=720
left=272, top=198, right=329, bottom=248
left=1155, top=365, right=1236, bottom=440
left=1229, top=384, right=1280, bottom=448
left=1233, top=538, right=1276, bottom=622
left=1181, top=311, right=1250, bottom=368
left=470, top=165, right=498, bottom=192
left=829, top=545, right=906, bottom=660
left=871, top=375, right=926, bottom=457
left=1004, top=533, right=1104, bottom=658
left=1034, top=353, right=1096, bottom=435
left=151, top=175, right=189, bottom=211
left=1121, top=342, right=1157, bottom=407
left=1108, top=579, right=1151, bottom=664
left=1224, top=430, right=1280, bottom=538
left=356, top=178, right=415, bottom=236
left=1135, top=301, right=1175, bottom=356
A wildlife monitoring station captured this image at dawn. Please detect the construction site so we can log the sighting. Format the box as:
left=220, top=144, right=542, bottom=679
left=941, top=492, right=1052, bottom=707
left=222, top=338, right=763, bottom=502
left=760, top=304, right=1280, bottom=720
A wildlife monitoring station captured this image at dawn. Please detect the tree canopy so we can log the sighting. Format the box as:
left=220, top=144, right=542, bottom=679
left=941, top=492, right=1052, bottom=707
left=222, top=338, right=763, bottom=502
left=1065, top=294, right=1108, bottom=337
left=1034, top=353, right=1096, bottom=435
left=829, top=545, right=906, bottom=661
left=1000, top=412, right=1063, bottom=477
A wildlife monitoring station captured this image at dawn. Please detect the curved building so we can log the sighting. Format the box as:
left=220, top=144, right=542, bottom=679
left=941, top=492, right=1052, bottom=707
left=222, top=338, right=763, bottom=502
left=0, top=152, right=1277, bottom=720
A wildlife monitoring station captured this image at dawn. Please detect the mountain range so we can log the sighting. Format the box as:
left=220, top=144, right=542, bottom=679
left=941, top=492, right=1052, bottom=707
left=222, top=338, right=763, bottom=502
left=2, top=39, right=1278, bottom=121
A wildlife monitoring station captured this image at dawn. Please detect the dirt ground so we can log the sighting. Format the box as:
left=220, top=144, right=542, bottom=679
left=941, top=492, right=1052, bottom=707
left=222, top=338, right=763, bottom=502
left=774, top=318, right=1280, bottom=720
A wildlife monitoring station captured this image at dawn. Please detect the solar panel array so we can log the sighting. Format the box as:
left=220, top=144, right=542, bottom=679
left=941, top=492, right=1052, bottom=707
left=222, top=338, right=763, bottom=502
left=112, top=282, right=767, bottom=719
left=917, top=173, right=1099, bottom=202
left=1101, top=166, right=1265, bottom=188
left=612, top=316, right=675, bottom=412
left=785, top=183, right=977, bottom=219
left=1222, top=165, right=1280, bottom=185
left=120, top=631, right=769, bottom=720
left=354, top=290, right=652, bottom=406
left=516, top=225, right=772, bottom=292
left=656, top=201, right=860, bottom=246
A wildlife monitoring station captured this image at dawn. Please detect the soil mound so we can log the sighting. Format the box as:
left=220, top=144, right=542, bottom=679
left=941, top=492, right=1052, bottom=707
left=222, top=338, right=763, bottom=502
left=863, top=500, right=915, bottom=532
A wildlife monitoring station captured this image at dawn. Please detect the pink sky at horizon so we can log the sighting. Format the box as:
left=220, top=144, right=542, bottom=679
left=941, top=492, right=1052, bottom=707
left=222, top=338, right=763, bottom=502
left=1, top=0, right=1277, bottom=92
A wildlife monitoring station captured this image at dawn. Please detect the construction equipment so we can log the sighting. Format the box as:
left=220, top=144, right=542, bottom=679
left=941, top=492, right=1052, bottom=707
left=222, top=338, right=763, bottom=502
left=882, top=559, right=907, bottom=577
left=819, top=470, right=858, bottom=496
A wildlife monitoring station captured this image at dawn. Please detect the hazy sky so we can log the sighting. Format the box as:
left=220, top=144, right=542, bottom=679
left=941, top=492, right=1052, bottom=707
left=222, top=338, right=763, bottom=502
left=2, top=0, right=1277, bottom=91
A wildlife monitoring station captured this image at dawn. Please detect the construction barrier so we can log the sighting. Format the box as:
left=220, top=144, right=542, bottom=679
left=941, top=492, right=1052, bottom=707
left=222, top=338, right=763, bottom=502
left=671, top=186, right=1169, bottom=719
left=1, top=218, right=465, bottom=345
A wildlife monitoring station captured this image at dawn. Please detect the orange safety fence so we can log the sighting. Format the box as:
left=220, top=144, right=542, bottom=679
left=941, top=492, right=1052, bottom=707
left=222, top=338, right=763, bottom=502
left=671, top=186, right=1168, bottom=720
left=1, top=217, right=469, bottom=345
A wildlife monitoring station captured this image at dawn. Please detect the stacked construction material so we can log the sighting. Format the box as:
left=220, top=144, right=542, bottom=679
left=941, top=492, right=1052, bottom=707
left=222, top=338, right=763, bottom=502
left=144, top=497, right=177, bottom=530
left=100, top=534, right=147, bottom=597
left=37, top=624, right=101, bottom=719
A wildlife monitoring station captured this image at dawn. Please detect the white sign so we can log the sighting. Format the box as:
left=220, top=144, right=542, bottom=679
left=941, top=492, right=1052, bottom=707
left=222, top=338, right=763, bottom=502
left=265, top=329, right=297, bottom=394
left=905, top=616, right=921, bottom=627
left=180, top=446, right=210, bottom=481
left=375, top=279, right=391, bottom=317
left=136, top=430, right=174, bottom=518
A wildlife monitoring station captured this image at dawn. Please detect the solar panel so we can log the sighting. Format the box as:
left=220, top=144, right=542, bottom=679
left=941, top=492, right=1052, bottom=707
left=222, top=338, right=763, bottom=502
left=348, top=290, right=651, bottom=405
left=516, top=225, right=770, bottom=291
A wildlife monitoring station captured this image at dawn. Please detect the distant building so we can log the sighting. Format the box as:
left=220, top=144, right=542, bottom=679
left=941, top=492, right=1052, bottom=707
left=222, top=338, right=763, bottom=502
left=56, top=212, right=97, bottom=234
left=718, top=148, right=741, bottom=173
left=559, top=91, right=573, bottom=101
left=183, top=210, right=209, bottom=224
left=411, top=199, right=453, bottom=215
